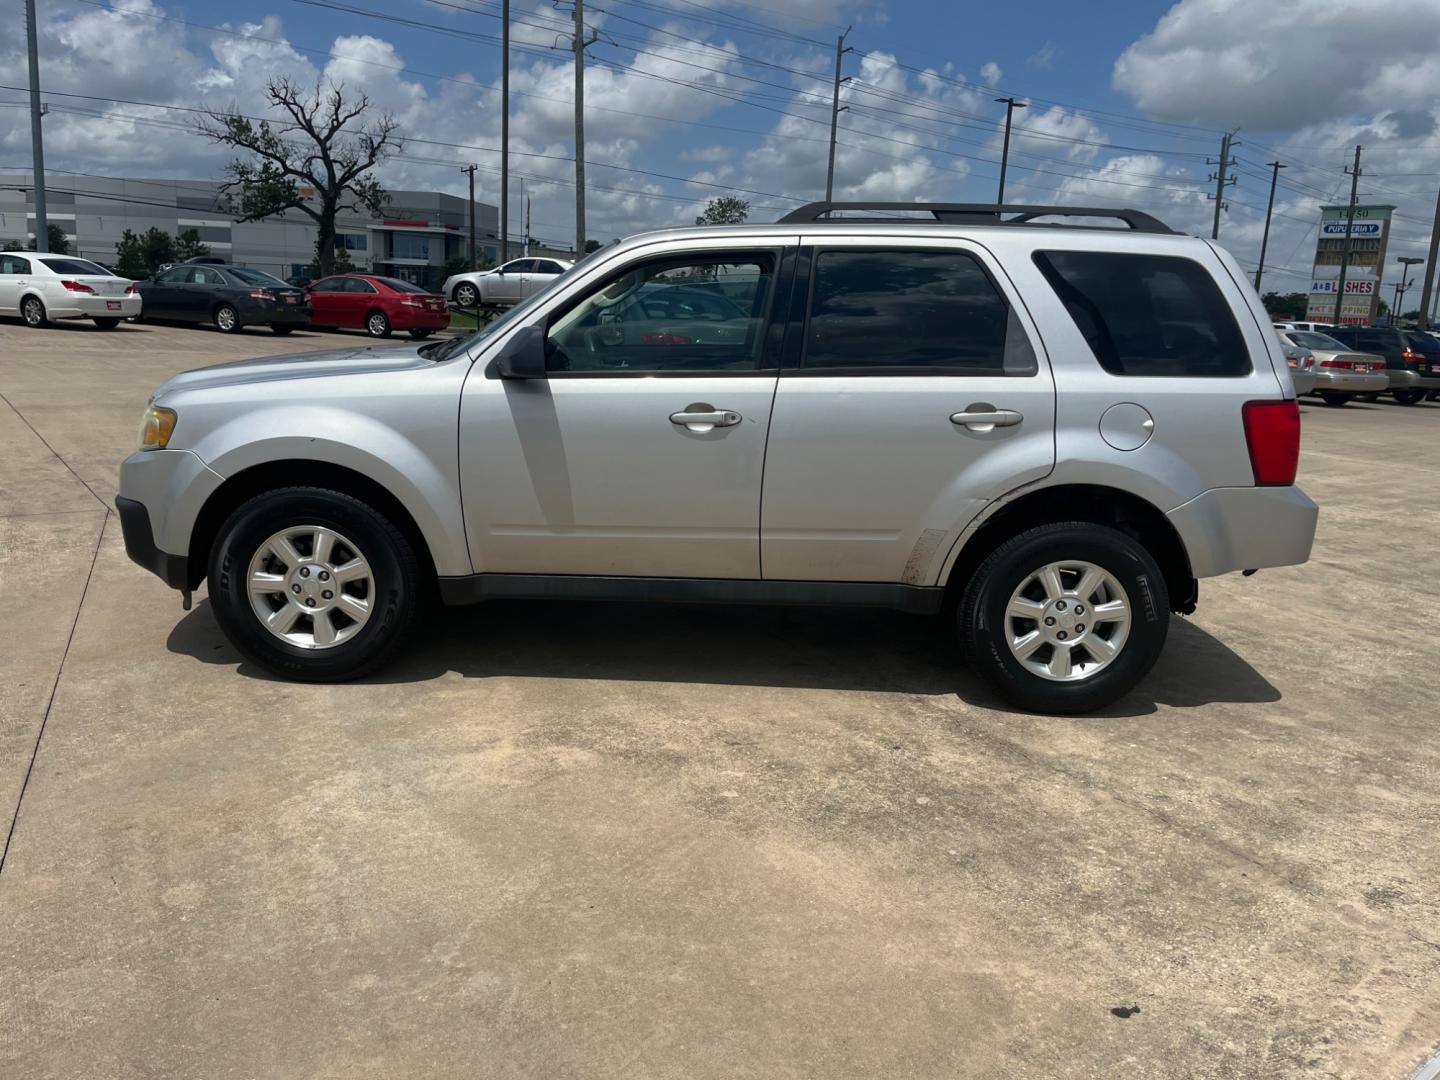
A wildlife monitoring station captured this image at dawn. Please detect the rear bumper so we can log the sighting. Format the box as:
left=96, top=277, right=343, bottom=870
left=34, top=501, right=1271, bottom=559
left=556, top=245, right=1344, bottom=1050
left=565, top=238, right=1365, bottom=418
left=116, top=496, right=189, bottom=589
left=48, top=294, right=142, bottom=319
left=244, top=302, right=312, bottom=325
left=1387, top=369, right=1440, bottom=390
left=1167, top=485, right=1318, bottom=578
left=1314, top=369, right=1388, bottom=393
left=393, top=307, right=450, bottom=329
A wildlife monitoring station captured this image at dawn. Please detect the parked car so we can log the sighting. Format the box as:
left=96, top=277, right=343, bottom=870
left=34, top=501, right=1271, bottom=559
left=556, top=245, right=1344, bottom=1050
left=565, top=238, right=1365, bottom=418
left=0, top=251, right=141, bottom=329
left=443, top=257, right=574, bottom=309
left=136, top=264, right=310, bottom=334
left=1276, top=329, right=1385, bottom=406
left=115, top=201, right=1316, bottom=714
left=1276, top=336, right=1318, bottom=397
left=1272, top=320, right=1334, bottom=333
left=1322, top=326, right=1440, bottom=404
left=306, top=274, right=450, bottom=339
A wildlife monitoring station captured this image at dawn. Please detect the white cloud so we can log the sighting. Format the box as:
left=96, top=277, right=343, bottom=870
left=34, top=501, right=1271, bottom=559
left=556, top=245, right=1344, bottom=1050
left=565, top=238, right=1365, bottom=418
left=1026, top=43, right=1056, bottom=69
left=1114, top=0, right=1440, bottom=131
left=980, top=62, right=1002, bottom=87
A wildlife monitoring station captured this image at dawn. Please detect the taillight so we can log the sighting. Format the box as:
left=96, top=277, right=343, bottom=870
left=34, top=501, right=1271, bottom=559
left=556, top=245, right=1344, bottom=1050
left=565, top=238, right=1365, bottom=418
left=1242, top=400, right=1300, bottom=487
left=1401, top=349, right=1426, bottom=364
left=248, top=289, right=275, bottom=301
left=60, top=280, right=95, bottom=294
left=401, top=298, right=424, bottom=307
left=1318, top=358, right=1352, bottom=369
left=1372, top=359, right=1386, bottom=369
left=124, top=283, right=139, bottom=295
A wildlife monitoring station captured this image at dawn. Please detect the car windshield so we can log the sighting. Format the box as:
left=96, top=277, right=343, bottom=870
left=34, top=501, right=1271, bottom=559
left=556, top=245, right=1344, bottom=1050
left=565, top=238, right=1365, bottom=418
left=38, top=257, right=111, bottom=275
left=1288, top=331, right=1348, bottom=350
left=374, top=277, right=431, bottom=294
left=418, top=245, right=609, bottom=362
left=228, top=267, right=290, bottom=287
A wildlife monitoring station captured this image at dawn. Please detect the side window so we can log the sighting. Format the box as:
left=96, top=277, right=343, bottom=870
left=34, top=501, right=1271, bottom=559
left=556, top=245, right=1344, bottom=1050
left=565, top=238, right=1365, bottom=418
left=1034, top=251, right=1250, bottom=377
left=194, top=268, right=225, bottom=285
left=803, top=249, right=1034, bottom=375
left=351, top=278, right=378, bottom=294
left=536, top=260, right=563, bottom=274
left=546, top=255, right=774, bottom=374
left=0, top=255, right=29, bottom=274
left=157, top=267, right=189, bottom=284
left=312, top=278, right=342, bottom=293
left=505, top=259, right=536, bottom=274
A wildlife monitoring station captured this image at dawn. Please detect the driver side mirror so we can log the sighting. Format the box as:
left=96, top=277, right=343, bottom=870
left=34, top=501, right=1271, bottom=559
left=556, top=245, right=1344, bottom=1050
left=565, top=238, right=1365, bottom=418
left=493, top=325, right=547, bottom=379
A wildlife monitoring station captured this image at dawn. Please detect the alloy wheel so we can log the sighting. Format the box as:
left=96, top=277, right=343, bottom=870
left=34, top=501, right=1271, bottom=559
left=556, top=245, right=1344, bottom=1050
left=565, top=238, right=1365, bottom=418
left=246, top=524, right=374, bottom=649
left=456, top=284, right=477, bottom=307
left=1004, top=560, right=1132, bottom=682
left=215, top=306, right=237, bottom=332
left=22, top=297, right=44, bottom=326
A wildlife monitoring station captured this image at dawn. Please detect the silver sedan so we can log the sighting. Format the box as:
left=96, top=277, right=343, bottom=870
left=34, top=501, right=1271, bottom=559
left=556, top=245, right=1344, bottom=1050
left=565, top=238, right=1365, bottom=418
left=1278, top=330, right=1386, bottom=407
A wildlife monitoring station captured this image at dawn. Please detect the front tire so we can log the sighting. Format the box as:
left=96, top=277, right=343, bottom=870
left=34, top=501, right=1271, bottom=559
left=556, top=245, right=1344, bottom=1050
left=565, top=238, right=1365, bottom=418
left=408, top=328, right=433, bottom=340
left=1393, top=388, right=1426, bottom=405
left=454, top=283, right=478, bottom=308
left=366, top=311, right=391, bottom=338
left=20, top=295, right=46, bottom=328
left=1320, top=391, right=1351, bottom=407
left=958, top=522, right=1170, bottom=714
left=214, top=304, right=242, bottom=333
left=207, top=487, right=420, bottom=682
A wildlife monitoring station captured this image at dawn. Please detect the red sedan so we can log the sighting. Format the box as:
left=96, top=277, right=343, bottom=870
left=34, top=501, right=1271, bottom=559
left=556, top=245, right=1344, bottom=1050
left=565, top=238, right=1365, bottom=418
left=306, top=274, right=450, bottom=339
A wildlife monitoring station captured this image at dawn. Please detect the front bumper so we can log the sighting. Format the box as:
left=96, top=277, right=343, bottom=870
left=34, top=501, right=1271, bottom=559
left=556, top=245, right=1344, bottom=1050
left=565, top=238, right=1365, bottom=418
left=1314, top=368, right=1388, bottom=393
left=116, top=496, right=189, bottom=588
left=1167, top=485, right=1318, bottom=578
left=48, top=294, right=142, bottom=320
left=116, top=448, right=226, bottom=589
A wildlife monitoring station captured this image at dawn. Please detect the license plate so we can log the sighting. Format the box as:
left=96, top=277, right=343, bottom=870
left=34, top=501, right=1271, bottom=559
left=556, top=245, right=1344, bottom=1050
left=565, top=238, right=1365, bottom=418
left=106, top=301, right=121, bottom=310
left=284, top=295, right=297, bottom=304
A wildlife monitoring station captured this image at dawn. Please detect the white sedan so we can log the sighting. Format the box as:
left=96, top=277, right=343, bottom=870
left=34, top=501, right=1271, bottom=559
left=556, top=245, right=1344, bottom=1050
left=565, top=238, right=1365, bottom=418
left=0, top=251, right=141, bottom=329
left=443, top=257, right=573, bottom=309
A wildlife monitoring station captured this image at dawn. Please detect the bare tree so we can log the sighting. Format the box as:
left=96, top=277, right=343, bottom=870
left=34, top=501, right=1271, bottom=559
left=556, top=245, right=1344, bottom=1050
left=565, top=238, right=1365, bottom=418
left=199, top=79, right=401, bottom=276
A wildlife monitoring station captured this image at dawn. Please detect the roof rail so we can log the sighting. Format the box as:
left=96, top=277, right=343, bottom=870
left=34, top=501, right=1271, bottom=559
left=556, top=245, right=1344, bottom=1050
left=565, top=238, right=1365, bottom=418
left=775, top=202, right=1178, bottom=234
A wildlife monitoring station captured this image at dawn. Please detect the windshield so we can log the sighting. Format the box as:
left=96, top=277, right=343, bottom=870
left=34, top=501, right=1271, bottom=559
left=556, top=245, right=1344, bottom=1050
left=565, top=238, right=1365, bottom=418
left=418, top=246, right=609, bottom=362
left=1287, top=331, right=1347, bottom=350
left=228, top=267, right=290, bottom=287
left=39, top=257, right=112, bottom=275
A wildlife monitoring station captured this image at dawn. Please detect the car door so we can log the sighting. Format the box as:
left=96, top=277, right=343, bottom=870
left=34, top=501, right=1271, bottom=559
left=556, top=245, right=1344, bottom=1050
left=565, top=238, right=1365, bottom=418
left=760, top=241, right=1057, bottom=584
left=307, top=276, right=345, bottom=326
left=0, top=253, right=30, bottom=315
left=459, top=243, right=790, bottom=579
left=524, top=259, right=562, bottom=298
left=143, top=266, right=190, bottom=319
left=492, top=259, right=531, bottom=304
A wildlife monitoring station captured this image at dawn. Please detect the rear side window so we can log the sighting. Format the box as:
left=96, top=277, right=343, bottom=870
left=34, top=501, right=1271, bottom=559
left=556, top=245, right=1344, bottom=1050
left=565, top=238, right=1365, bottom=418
left=803, top=249, right=1035, bottom=375
left=1034, top=251, right=1250, bottom=376
left=38, top=257, right=110, bottom=275
left=1404, top=332, right=1440, bottom=356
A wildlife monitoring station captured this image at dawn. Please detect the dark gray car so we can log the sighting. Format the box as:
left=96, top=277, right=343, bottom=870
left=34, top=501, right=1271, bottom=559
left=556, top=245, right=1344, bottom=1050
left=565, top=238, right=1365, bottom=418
left=137, top=265, right=312, bottom=335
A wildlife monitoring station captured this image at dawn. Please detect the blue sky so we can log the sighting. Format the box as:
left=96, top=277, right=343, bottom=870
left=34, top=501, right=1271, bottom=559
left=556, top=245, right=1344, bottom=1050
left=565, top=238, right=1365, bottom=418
left=3, top=0, right=1440, bottom=300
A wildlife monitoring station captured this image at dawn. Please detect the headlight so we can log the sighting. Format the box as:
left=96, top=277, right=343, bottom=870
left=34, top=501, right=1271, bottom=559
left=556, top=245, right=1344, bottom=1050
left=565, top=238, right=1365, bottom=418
left=137, top=404, right=177, bottom=450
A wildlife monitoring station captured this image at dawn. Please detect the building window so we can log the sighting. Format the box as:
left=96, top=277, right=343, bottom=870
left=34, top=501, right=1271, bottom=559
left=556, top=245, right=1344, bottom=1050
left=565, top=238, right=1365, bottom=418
left=334, top=233, right=368, bottom=251
left=391, top=232, right=429, bottom=260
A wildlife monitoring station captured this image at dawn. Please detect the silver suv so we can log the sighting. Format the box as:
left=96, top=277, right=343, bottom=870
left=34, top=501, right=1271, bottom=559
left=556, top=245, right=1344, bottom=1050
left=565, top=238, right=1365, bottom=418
left=116, top=202, right=1318, bottom=714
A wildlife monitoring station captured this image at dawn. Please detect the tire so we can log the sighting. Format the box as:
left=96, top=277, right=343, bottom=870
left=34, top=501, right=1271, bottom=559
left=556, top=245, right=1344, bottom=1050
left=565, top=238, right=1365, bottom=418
left=207, top=487, right=421, bottom=682
left=366, top=310, right=391, bottom=338
left=1357, top=393, right=1380, bottom=403
left=1319, top=391, right=1351, bottom=407
left=20, top=295, right=47, bottom=328
left=92, top=317, right=121, bottom=330
left=454, top=283, right=478, bottom=308
left=1428, top=391, right=1440, bottom=401
left=958, top=522, right=1170, bottom=715
left=271, top=325, right=296, bottom=336
left=408, top=328, right=433, bottom=340
left=1392, top=389, right=1426, bottom=405
left=214, top=304, right=242, bottom=333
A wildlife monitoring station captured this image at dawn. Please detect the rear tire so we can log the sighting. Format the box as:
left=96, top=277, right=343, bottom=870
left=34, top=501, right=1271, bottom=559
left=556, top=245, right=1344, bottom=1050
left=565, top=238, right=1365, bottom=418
left=92, top=317, right=121, bottom=330
left=1357, top=392, right=1380, bottom=403
left=1320, top=392, right=1351, bottom=407
left=214, top=304, right=242, bottom=333
left=20, top=295, right=46, bottom=328
left=366, top=310, right=391, bottom=338
left=271, top=325, right=295, bottom=336
left=1393, top=388, right=1426, bottom=405
left=958, top=522, right=1170, bottom=714
left=207, top=487, right=420, bottom=682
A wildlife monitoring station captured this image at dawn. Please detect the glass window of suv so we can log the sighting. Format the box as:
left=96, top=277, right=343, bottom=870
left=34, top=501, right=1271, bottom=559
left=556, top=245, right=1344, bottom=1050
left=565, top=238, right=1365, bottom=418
left=803, top=249, right=1034, bottom=375
left=1034, top=251, right=1250, bottom=376
left=546, top=256, right=773, bottom=373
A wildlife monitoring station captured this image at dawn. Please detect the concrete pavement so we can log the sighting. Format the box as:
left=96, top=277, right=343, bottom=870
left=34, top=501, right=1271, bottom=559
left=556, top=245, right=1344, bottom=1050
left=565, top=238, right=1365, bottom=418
left=2, top=319, right=1438, bottom=1078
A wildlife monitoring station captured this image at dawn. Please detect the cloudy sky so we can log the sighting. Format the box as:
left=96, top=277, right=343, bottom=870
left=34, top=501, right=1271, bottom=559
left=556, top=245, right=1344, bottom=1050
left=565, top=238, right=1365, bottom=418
left=3, top=0, right=1440, bottom=302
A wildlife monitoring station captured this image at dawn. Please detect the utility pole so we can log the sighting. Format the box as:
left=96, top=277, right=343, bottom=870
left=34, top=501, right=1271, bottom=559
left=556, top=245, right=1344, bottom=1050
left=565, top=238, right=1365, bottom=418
left=994, top=97, right=1027, bottom=205
left=24, top=0, right=48, bottom=253
left=572, top=0, right=597, bottom=254
left=1332, top=144, right=1363, bottom=326
left=500, top=0, right=509, bottom=263
left=1207, top=131, right=1237, bottom=240
left=824, top=27, right=852, bottom=202
left=461, top=164, right=477, bottom=269
left=1396, top=256, right=1423, bottom=323
left=1253, top=160, right=1287, bottom=291
left=1417, top=183, right=1440, bottom=330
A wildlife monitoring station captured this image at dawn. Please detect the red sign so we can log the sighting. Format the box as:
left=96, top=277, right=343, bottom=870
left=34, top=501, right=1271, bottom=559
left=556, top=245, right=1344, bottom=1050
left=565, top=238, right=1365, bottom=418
left=383, top=218, right=429, bottom=227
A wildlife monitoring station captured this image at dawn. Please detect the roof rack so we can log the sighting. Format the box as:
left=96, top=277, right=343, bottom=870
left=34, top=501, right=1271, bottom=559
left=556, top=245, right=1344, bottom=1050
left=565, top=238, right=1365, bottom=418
left=775, top=202, right=1177, bottom=234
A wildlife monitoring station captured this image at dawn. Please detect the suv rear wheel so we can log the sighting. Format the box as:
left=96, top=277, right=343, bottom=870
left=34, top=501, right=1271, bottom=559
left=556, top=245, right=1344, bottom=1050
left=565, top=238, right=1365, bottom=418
left=959, top=522, right=1170, bottom=714
left=1393, top=389, right=1426, bottom=405
left=208, top=487, right=420, bottom=681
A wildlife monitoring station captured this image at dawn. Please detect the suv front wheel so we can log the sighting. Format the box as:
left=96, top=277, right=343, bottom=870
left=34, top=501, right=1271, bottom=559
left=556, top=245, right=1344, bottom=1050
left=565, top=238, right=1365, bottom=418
left=208, top=487, right=420, bottom=681
left=959, top=522, right=1170, bottom=714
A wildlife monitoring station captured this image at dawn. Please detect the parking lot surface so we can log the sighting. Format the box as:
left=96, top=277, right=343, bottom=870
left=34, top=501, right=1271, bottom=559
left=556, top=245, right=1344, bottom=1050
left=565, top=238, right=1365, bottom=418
left=2, top=319, right=1438, bottom=1078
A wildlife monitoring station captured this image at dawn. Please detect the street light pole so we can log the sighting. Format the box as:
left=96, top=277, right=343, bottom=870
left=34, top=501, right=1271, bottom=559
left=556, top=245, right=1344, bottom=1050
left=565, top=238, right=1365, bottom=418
left=500, top=0, right=509, bottom=263
left=994, top=96, right=1027, bottom=205
left=24, top=0, right=48, bottom=252
left=1254, top=160, right=1287, bottom=291
left=824, top=27, right=852, bottom=202
left=1396, top=255, right=1423, bottom=324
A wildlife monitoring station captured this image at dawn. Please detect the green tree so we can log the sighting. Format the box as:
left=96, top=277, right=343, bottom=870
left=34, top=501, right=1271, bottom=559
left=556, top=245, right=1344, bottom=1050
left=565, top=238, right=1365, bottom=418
left=114, top=227, right=177, bottom=278
left=198, top=77, right=400, bottom=278
left=46, top=223, right=70, bottom=255
left=1, top=239, right=20, bottom=252
left=584, top=238, right=602, bottom=253
left=174, top=228, right=211, bottom=261
left=695, top=196, right=750, bottom=226
left=1261, top=291, right=1308, bottom=319
left=441, top=252, right=470, bottom=280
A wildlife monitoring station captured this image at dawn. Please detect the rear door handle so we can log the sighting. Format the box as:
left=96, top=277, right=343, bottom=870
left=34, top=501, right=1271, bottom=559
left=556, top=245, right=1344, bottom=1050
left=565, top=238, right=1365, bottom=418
left=670, top=403, right=742, bottom=432
left=950, top=406, right=1024, bottom=431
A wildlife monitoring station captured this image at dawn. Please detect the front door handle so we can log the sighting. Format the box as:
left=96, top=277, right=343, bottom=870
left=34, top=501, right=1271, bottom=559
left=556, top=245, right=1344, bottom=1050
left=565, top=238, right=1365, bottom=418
left=950, top=405, right=1023, bottom=432
left=670, top=403, right=742, bottom=432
